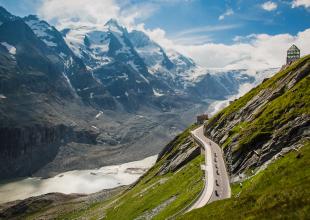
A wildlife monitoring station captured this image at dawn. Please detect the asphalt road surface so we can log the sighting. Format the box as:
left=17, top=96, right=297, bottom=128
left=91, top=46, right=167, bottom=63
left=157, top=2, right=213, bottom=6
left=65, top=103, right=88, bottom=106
left=187, top=125, right=231, bottom=211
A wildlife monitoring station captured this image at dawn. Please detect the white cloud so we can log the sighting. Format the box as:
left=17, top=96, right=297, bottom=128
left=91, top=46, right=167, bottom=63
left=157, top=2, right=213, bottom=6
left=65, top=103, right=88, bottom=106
left=261, top=1, right=278, bottom=11
left=218, top=9, right=234, bottom=20
left=174, top=24, right=240, bottom=36
left=37, top=0, right=156, bottom=30
left=175, top=29, right=310, bottom=70
left=136, top=24, right=175, bottom=48
left=292, top=0, right=310, bottom=8
left=36, top=0, right=195, bottom=30
left=143, top=26, right=310, bottom=70
left=170, top=24, right=240, bottom=44
left=38, top=0, right=119, bottom=25
left=172, top=35, right=212, bottom=45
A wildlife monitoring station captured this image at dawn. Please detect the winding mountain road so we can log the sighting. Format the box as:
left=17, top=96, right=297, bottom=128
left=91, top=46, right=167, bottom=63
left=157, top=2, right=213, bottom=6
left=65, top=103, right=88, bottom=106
left=187, top=125, right=231, bottom=211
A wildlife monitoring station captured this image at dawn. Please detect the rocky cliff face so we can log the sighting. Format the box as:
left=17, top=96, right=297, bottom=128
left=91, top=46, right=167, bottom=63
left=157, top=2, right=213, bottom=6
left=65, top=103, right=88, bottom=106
left=0, top=8, right=101, bottom=179
left=0, top=125, right=98, bottom=178
left=204, top=55, right=310, bottom=178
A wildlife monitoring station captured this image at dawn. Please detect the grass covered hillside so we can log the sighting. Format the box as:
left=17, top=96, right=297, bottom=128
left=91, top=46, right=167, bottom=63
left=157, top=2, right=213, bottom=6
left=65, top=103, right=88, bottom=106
left=179, top=55, right=310, bottom=219
left=103, top=125, right=204, bottom=220
left=205, top=55, right=310, bottom=177
left=180, top=141, right=310, bottom=220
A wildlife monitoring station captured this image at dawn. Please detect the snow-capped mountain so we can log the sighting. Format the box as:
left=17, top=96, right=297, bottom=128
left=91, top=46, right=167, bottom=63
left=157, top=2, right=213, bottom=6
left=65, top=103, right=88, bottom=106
left=128, top=30, right=198, bottom=91
left=22, top=15, right=119, bottom=109
left=21, top=15, right=259, bottom=110
left=128, top=30, right=173, bottom=71
left=23, top=15, right=89, bottom=85
left=61, top=19, right=198, bottom=93
left=62, top=19, right=146, bottom=71
left=60, top=19, right=179, bottom=110
left=59, top=18, right=257, bottom=101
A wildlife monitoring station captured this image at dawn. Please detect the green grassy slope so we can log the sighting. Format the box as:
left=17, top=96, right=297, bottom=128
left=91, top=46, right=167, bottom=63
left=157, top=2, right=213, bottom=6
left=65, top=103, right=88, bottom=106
left=104, top=126, right=204, bottom=220
left=179, top=141, right=310, bottom=220
left=204, top=55, right=310, bottom=177
left=209, top=55, right=310, bottom=129
left=53, top=126, right=204, bottom=220
left=105, top=156, right=203, bottom=220
left=209, top=55, right=310, bottom=151
left=179, top=56, right=310, bottom=219
left=234, top=64, right=308, bottom=152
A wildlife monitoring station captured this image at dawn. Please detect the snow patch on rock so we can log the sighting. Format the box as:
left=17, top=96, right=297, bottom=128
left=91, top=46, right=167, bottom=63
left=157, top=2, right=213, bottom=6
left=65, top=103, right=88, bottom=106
left=0, top=94, right=7, bottom=99
left=153, top=89, right=164, bottom=97
left=43, top=39, right=57, bottom=47
left=95, top=111, right=103, bottom=119
left=62, top=72, right=74, bottom=91
left=1, top=42, right=16, bottom=55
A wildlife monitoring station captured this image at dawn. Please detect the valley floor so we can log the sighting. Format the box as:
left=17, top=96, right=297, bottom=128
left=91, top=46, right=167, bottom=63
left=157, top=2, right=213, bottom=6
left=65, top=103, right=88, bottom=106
left=0, top=155, right=157, bottom=204
left=0, top=126, right=205, bottom=220
left=32, top=102, right=210, bottom=178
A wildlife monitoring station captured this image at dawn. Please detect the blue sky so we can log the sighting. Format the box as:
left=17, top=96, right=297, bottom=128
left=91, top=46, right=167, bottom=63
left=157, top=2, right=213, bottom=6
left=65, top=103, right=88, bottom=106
left=143, top=0, right=310, bottom=43
left=0, top=0, right=309, bottom=69
left=1, top=0, right=309, bottom=44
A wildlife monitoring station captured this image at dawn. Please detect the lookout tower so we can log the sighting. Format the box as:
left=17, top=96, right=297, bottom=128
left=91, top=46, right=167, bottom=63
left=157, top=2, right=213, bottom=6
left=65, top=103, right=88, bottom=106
left=287, top=44, right=300, bottom=64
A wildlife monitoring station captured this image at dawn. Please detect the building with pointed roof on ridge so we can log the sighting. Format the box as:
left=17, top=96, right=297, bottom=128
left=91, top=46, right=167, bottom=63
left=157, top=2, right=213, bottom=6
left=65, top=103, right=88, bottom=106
left=287, top=44, right=300, bottom=64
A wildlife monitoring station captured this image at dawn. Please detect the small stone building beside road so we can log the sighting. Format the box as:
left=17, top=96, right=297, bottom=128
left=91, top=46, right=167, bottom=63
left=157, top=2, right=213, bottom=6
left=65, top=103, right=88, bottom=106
left=196, top=114, right=208, bottom=125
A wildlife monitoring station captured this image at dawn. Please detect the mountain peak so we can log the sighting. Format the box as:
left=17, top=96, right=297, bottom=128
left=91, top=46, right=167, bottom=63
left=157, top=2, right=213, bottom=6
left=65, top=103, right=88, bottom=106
left=24, top=14, right=39, bottom=21
left=0, top=6, right=9, bottom=15
left=104, top=19, right=124, bottom=32
left=0, top=6, right=17, bottom=22
left=105, top=18, right=119, bottom=26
